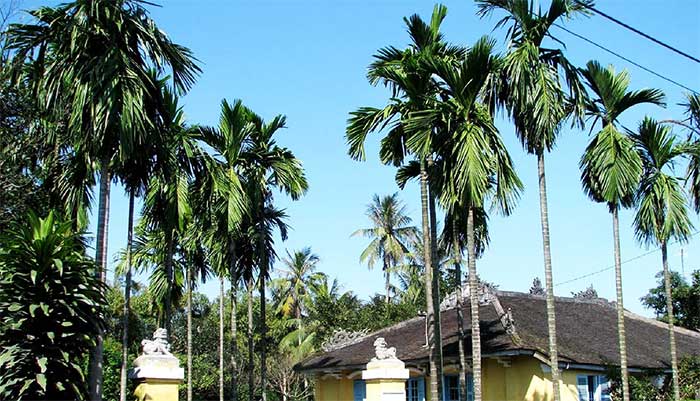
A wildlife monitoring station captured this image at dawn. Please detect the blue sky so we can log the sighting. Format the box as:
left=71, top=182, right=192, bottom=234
left=19, top=0, right=700, bottom=315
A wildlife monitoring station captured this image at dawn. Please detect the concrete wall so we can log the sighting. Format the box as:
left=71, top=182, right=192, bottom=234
left=313, top=355, right=597, bottom=401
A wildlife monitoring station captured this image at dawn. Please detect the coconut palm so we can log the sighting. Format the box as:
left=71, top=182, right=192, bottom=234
left=578, top=61, right=665, bottom=401
left=277, top=248, right=323, bottom=324
left=353, top=194, right=418, bottom=303
left=346, top=6, right=464, bottom=397
left=632, top=117, right=694, bottom=401
left=7, top=1, right=200, bottom=396
left=476, top=2, right=591, bottom=399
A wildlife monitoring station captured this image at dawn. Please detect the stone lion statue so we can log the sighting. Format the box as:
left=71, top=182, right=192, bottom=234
left=141, top=328, right=172, bottom=356
left=371, top=337, right=397, bottom=361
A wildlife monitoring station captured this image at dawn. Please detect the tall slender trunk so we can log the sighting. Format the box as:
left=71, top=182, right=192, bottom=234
left=537, top=151, right=561, bottom=401
left=662, top=242, right=680, bottom=401
left=260, top=270, right=268, bottom=401
left=428, top=181, right=443, bottom=397
left=89, top=163, right=111, bottom=401
left=247, top=276, right=255, bottom=401
left=611, top=208, right=630, bottom=401
left=164, top=232, right=175, bottom=336
left=258, top=197, right=268, bottom=401
left=230, top=240, right=238, bottom=401
left=187, top=263, right=193, bottom=401
left=452, top=223, right=468, bottom=401
left=383, top=255, right=391, bottom=304
left=119, top=191, right=135, bottom=401
left=467, top=207, right=482, bottom=401
left=220, top=275, right=225, bottom=401
left=419, top=160, right=440, bottom=401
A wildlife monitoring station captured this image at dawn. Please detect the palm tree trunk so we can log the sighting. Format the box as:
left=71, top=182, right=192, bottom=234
left=119, top=191, right=135, bottom=401
left=383, top=255, right=391, bottom=304
left=187, top=262, right=193, bottom=401
left=428, top=183, right=444, bottom=397
left=89, top=162, right=111, bottom=401
left=467, top=207, right=482, bottom=401
left=611, top=208, right=630, bottom=401
left=452, top=224, right=468, bottom=401
left=220, top=275, right=225, bottom=401
left=247, top=276, right=255, bottom=401
left=662, top=242, right=680, bottom=401
left=164, top=232, right=175, bottom=336
left=230, top=240, right=238, bottom=401
left=260, top=270, right=268, bottom=401
left=537, top=151, right=561, bottom=401
left=419, top=160, right=440, bottom=401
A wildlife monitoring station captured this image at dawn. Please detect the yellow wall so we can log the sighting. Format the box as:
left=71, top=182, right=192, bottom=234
left=133, top=379, right=180, bottom=401
left=315, top=375, right=355, bottom=401
left=313, top=356, right=598, bottom=401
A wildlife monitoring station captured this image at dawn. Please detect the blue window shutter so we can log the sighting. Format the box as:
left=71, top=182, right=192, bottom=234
left=577, top=376, right=589, bottom=401
left=597, top=376, right=611, bottom=401
left=418, top=377, right=425, bottom=401
left=354, top=380, right=366, bottom=401
left=467, top=373, right=474, bottom=401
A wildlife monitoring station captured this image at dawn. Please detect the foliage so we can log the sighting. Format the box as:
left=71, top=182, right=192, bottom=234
left=607, top=356, right=700, bottom=401
left=0, top=211, right=106, bottom=400
left=641, top=270, right=700, bottom=331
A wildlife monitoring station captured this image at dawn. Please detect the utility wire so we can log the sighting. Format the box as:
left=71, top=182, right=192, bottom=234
left=553, top=23, right=699, bottom=95
left=574, top=0, right=700, bottom=64
left=555, top=231, right=699, bottom=287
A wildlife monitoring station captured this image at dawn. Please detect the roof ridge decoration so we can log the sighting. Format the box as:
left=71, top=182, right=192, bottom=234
left=488, top=291, right=523, bottom=346
left=321, top=329, right=370, bottom=352
left=440, top=282, right=492, bottom=310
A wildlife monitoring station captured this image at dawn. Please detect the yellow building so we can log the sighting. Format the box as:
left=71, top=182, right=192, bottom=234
left=296, top=290, right=700, bottom=401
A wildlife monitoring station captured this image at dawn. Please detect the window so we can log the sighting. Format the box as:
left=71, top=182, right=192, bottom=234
left=406, top=377, right=425, bottom=401
left=577, top=375, right=611, bottom=401
left=353, top=380, right=366, bottom=401
left=442, top=374, right=474, bottom=401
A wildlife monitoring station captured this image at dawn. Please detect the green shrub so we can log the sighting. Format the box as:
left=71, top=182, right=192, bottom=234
left=0, top=211, right=106, bottom=400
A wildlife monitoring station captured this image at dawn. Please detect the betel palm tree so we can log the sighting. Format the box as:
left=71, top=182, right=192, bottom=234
left=199, top=99, right=252, bottom=401
left=346, top=6, right=463, bottom=398
left=241, top=112, right=307, bottom=401
left=417, top=36, right=522, bottom=401
left=7, top=3, right=199, bottom=396
left=353, top=194, right=418, bottom=303
left=578, top=61, right=665, bottom=401
left=632, top=118, right=694, bottom=401
left=476, top=2, right=591, bottom=399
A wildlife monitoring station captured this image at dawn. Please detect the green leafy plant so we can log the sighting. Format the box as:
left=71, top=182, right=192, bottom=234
left=0, top=211, right=106, bottom=400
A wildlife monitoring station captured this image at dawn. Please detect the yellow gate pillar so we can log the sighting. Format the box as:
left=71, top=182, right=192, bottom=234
left=362, top=338, right=409, bottom=401
left=129, top=328, right=184, bottom=401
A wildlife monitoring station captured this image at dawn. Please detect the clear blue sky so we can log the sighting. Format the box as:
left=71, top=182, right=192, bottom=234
left=19, top=0, right=700, bottom=315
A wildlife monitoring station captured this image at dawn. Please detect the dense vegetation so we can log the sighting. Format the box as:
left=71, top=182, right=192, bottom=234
left=0, top=1, right=699, bottom=401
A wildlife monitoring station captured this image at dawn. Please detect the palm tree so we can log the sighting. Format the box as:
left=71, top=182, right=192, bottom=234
left=346, top=6, right=464, bottom=397
left=578, top=61, right=665, bottom=401
left=7, top=2, right=200, bottom=397
left=632, top=117, right=694, bottom=401
left=353, top=194, right=418, bottom=303
left=199, top=99, right=252, bottom=401
left=277, top=248, right=323, bottom=325
left=476, top=2, right=591, bottom=399
left=242, top=111, right=308, bottom=401
left=419, top=36, right=521, bottom=401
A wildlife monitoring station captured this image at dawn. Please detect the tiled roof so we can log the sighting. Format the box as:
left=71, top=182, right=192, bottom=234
left=296, top=290, right=700, bottom=371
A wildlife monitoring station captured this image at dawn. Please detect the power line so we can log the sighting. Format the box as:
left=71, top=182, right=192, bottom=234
left=555, top=231, right=699, bottom=287
left=574, top=1, right=700, bottom=64
left=553, top=23, right=699, bottom=95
